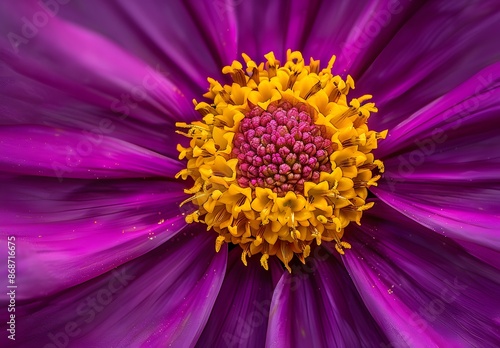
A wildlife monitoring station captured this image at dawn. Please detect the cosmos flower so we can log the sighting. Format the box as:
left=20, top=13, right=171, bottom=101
left=1, top=0, right=499, bottom=347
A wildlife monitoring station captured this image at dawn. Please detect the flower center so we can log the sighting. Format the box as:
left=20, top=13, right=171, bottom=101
left=233, top=102, right=334, bottom=196
left=176, top=50, right=386, bottom=272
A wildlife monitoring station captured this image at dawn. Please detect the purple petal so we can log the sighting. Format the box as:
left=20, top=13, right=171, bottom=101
left=0, top=0, right=222, bottom=98
left=231, top=0, right=335, bottom=60
left=372, top=63, right=500, bottom=267
left=265, top=248, right=388, bottom=347
left=196, top=248, right=282, bottom=348
left=278, top=1, right=324, bottom=56
left=1, top=22, right=192, bottom=119
left=304, top=0, right=423, bottom=75
left=0, top=125, right=182, bottom=179
left=0, top=5, right=196, bottom=158
left=372, top=184, right=500, bottom=270
left=0, top=177, right=190, bottom=299
left=377, top=62, right=500, bottom=158
left=90, top=1, right=224, bottom=91
left=183, top=0, right=238, bottom=65
left=358, top=0, right=500, bottom=132
left=343, top=201, right=500, bottom=347
left=8, top=229, right=227, bottom=347
left=0, top=61, right=188, bottom=159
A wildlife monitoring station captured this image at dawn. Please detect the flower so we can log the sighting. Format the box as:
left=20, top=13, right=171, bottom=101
left=1, top=0, right=499, bottom=347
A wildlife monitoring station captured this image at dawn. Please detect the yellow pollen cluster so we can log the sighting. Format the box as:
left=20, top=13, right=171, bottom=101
left=176, top=50, right=386, bottom=272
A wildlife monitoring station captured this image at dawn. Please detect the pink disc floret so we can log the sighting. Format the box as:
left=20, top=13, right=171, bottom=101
left=232, top=101, right=334, bottom=196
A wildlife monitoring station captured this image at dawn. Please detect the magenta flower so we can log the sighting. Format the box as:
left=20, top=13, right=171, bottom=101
left=1, top=1, right=499, bottom=347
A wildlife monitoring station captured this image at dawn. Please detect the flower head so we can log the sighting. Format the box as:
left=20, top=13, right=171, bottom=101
left=177, top=51, right=386, bottom=271
left=1, top=1, right=499, bottom=347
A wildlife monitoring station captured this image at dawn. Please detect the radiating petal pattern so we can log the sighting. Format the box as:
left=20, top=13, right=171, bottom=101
left=0, top=125, right=182, bottom=179
left=265, top=250, right=388, bottom=347
left=377, top=63, right=500, bottom=157
left=357, top=0, right=500, bottom=132
left=373, top=183, right=500, bottom=269
left=197, top=248, right=282, bottom=348
left=0, top=0, right=222, bottom=98
left=232, top=0, right=323, bottom=60
left=9, top=230, right=227, bottom=348
left=305, top=0, right=425, bottom=76
left=373, top=63, right=500, bottom=266
left=0, top=177, right=188, bottom=299
left=0, top=2, right=197, bottom=159
left=183, top=0, right=239, bottom=65
left=344, top=201, right=500, bottom=347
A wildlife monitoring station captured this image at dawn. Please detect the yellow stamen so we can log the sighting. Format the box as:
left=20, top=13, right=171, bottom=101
left=335, top=241, right=352, bottom=255
left=215, top=235, right=225, bottom=252
left=176, top=51, right=386, bottom=271
left=260, top=254, right=269, bottom=270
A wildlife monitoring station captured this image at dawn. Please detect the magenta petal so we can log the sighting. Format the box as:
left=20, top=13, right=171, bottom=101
left=1, top=5, right=197, bottom=157
left=372, top=63, right=500, bottom=267
left=95, top=1, right=223, bottom=92
left=343, top=201, right=500, bottom=347
left=372, top=184, right=500, bottom=269
left=377, top=62, right=500, bottom=158
left=10, top=230, right=227, bottom=347
left=0, top=125, right=182, bottom=179
left=0, top=177, right=189, bottom=299
left=0, top=61, right=188, bottom=158
left=232, top=0, right=330, bottom=60
left=358, top=0, right=500, bottom=132
left=265, top=250, right=387, bottom=347
left=231, top=0, right=290, bottom=60
left=305, top=0, right=424, bottom=75
left=0, top=1, right=220, bottom=99
left=183, top=0, right=238, bottom=65
left=0, top=11, right=195, bottom=118
left=196, top=248, right=282, bottom=348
